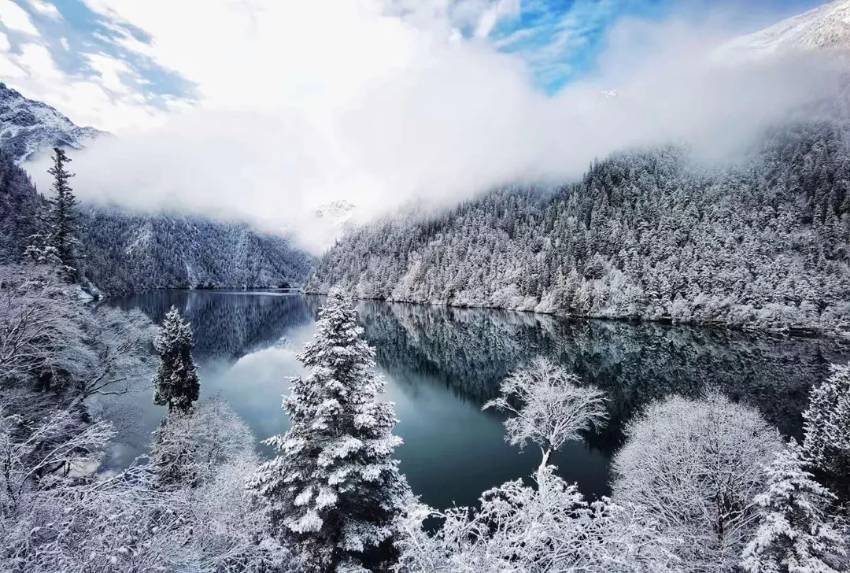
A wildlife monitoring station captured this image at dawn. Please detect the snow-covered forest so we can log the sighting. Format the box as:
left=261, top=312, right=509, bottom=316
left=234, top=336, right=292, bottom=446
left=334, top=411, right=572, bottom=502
left=0, top=150, right=313, bottom=295
left=309, top=121, right=850, bottom=334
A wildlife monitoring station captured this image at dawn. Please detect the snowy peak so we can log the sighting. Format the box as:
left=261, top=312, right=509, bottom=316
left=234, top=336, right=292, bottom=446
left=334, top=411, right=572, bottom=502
left=724, top=0, right=850, bottom=59
left=313, top=200, right=356, bottom=226
left=0, top=83, right=102, bottom=162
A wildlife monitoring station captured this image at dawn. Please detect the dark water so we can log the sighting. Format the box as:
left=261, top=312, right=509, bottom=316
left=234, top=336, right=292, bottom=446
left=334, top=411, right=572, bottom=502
left=101, top=290, right=850, bottom=510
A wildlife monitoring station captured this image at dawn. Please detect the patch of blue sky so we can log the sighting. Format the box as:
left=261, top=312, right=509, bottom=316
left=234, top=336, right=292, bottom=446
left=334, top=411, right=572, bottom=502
left=485, top=0, right=671, bottom=93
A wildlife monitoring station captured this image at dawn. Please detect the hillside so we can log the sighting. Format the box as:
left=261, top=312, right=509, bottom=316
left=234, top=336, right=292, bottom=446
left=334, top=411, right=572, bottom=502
left=82, top=207, right=313, bottom=294
left=307, top=121, right=850, bottom=334
left=0, top=151, right=313, bottom=294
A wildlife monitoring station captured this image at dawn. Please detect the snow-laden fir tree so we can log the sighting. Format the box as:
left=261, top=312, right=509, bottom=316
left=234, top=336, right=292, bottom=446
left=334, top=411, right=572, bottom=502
left=741, top=442, right=846, bottom=573
left=248, top=288, right=410, bottom=571
left=26, top=148, right=81, bottom=280
left=153, top=306, right=199, bottom=414
left=803, top=364, right=850, bottom=496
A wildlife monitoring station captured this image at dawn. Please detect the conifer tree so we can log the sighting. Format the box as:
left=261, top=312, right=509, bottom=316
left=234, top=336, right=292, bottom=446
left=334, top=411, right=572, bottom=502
left=41, top=148, right=81, bottom=280
left=153, top=306, right=200, bottom=413
left=248, top=289, right=409, bottom=571
left=802, top=364, right=850, bottom=496
left=741, top=442, right=846, bottom=573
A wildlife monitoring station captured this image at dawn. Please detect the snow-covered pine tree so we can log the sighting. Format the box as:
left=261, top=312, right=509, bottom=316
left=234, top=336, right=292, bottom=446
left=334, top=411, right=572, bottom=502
left=23, top=206, right=61, bottom=268
left=153, top=306, right=200, bottom=414
left=44, top=148, right=81, bottom=280
left=802, top=364, right=850, bottom=496
left=741, top=442, right=846, bottom=573
left=248, top=288, right=409, bottom=571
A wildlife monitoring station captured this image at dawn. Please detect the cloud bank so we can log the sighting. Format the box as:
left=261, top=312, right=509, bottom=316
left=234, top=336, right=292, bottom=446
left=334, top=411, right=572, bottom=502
left=22, top=1, right=847, bottom=253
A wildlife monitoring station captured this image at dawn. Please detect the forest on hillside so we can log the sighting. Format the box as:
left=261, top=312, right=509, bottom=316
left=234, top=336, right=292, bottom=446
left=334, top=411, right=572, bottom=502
left=309, top=120, right=850, bottom=334
left=0, top=151, right=313, bottom=295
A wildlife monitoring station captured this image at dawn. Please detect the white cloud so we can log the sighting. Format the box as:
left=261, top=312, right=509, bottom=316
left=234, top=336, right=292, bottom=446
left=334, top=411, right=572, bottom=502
left=17, top=1, right=848, bottom=255
left=0, top=0, right=38, bottom=34
left=0, top=41, right=167, bottom=130
left=26, top=0, right=62, bottom=20
left=85, top=52, right=134, bottom=95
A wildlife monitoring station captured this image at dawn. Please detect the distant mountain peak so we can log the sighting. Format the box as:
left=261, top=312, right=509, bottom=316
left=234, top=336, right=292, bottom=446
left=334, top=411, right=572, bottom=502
left=0, top=82, right=102, bottom=162
left=723, top=0, right=850, bottom=59
left=314, top=199, right=356, bottom=222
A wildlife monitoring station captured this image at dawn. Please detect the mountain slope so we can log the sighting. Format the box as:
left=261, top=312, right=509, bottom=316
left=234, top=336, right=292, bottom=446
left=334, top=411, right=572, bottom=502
left=0, top=85, right=314, bottom=293
left=725, top=0, right=850, bottom=58
left=82, top=208, right=314, bottom=294
left=0, top=83, right=101, bottom=162
left=0, top=152, right=313, bottom=293
left=308, top=121, right=850, bottom=334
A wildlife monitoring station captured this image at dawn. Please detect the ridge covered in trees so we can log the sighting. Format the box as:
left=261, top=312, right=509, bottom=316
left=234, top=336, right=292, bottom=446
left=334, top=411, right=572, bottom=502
left=0, top=148, right=313, bottom=295
left=309, top=120, right=850, bottom=334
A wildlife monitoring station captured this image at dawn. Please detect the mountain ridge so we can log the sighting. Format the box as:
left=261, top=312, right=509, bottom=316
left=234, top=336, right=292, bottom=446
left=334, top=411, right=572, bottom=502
left=724, top=0, right=850, bottom=58
left=0, top=82, right=101, bottom=162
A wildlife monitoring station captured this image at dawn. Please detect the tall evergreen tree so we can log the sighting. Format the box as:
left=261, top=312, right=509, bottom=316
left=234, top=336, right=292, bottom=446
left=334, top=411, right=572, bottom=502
left=44, top=148, right=81, bottom=280
left=741, top=442, right=846, bottom=573
left=248, top=289, right=409, bottom=571
left=153, top=306, right=200, bottom=413
left=802, top=364, right=850, bottom=497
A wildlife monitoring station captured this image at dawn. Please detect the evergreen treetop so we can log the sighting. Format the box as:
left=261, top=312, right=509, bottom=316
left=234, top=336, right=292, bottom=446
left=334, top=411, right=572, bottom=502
left=153, top=306, right=199, bottom=414
left=249, top=288, right=409, bottom=571
left=741, top=442, right=845, bottom=573
left=46, top=147, right=80, bottom=280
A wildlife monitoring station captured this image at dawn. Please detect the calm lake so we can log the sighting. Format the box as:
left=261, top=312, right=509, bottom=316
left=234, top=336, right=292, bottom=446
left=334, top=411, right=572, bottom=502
left=100, top=290, right=850, bottom=510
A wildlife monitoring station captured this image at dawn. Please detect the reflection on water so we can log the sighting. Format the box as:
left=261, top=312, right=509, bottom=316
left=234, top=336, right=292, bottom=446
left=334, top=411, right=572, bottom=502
left=101, top=290, right=850, bottom=510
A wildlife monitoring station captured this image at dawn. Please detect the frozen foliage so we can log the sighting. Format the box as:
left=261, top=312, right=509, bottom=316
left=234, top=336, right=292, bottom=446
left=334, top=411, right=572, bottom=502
left=394, top=463, right=678, bottom=573
left=150, top=398, right=253, bottom=490
left=0, top=264, right=84, bottom=385
left=249, top=289, right=410, bottom=571
left=153, top=306, right=200, bottom=413
left=803, top=364, right=850, bottom=493
left=0, top=396, right=291, bottom=572
left=395, top=352, right=668, bottom=572
left=741, top=442, right=846, bottom=573
left=483, top=356, right=607, bottom=456
left=612, top=391, right=785, bottom=571
left=0, top=264, right=152, bottom=396
left=0, top=403, right=114, bottom=517
left=309, top=122, right=850, bottom=334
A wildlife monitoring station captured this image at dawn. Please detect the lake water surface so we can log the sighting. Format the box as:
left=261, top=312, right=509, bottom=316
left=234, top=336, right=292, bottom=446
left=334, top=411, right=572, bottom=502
left=102, top=290, right=850, bottom=510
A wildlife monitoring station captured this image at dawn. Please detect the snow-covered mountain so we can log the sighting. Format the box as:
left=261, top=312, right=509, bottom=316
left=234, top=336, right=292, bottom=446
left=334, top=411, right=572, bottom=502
left=724, top=0, right=850, bottom=58
left=0, top=82, right=101, bottom=162
left=314, top=199, right=357, bottom=227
